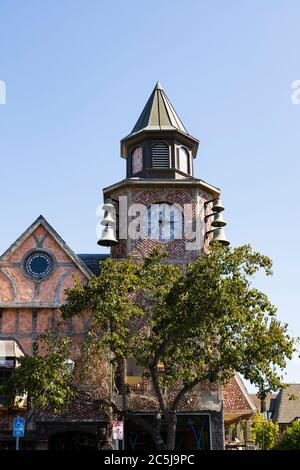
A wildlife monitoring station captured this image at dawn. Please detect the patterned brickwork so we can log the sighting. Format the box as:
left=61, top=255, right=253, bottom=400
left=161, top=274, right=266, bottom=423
left=0, top=413, right=9, bottom=430
left=108, top=183, right=224, bottom=414
left=223, top=376, right=253, bottom=412
left=110, top=185, right=212, bottom=260
left=34, top=400, right=107, bottom=422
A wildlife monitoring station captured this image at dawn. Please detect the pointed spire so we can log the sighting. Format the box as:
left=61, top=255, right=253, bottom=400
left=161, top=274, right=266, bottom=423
left=121, top=83, right=199, bottom=159
left=130, top=82, right=188, bottom=135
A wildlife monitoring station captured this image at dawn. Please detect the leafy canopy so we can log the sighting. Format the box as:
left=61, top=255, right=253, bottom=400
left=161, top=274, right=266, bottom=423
left=2, top=243, right=295, bottom=451
left=274, top=420, right=300, bottom=450
left=2, top=335, right=74, bottom=413
left=250, top=413, right=279, bottom=450
left=61, top=244, right=295, bottom=398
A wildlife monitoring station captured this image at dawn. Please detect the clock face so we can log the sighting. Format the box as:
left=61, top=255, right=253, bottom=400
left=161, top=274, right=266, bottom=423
left=25, top=252, right=53, bottom=279
left=147, top=203, right=183, bottom=241
left=132, top=147, right=143, bottom=174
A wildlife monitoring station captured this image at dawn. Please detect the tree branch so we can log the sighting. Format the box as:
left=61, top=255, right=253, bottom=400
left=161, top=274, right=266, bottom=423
left=150, top=360, right=166, bottom=413
left=171, top=378, right=201, bottom=411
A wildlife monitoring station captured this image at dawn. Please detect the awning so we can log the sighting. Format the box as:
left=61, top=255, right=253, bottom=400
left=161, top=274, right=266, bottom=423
left=0, top=340, right=24, bottom=358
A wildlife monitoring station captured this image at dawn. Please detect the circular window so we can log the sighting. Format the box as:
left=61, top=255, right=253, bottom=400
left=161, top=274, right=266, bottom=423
left=25, top=252, right=53, bottom=279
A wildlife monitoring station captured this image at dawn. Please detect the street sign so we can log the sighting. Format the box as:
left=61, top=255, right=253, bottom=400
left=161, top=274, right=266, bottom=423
left=112, top=420, right=124, bottom=440
left=13, top=417, right=25, bottom=438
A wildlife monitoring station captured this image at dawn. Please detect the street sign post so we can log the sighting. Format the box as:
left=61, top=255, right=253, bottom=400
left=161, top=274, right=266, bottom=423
left=13, top=417, right=25, bottom=451
left=112, top=420, right=124, bottom=450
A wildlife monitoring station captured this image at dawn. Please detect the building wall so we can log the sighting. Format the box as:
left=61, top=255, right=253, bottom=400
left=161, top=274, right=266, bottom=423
left=0, top=223, right=90, bottom=355
left=110, top=184, right=213, bottom=261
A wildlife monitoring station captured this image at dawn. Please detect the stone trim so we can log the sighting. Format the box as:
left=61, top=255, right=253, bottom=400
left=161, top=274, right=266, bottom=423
left=0, top=302, right=66, bottom=309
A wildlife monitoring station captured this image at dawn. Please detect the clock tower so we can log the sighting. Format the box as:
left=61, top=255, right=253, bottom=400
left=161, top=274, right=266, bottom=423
left=98, top=82, right=229, bottom=261
left=97, top=83, right=229, bottom=450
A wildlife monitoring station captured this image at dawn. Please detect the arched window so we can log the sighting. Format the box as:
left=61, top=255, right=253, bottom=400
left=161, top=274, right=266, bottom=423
left=152, top=142, right=169, bottom=168
left=147, top=203, right=183, bottom=241
left=132, top=146, right=143, bottom=174
left=178, top=147, right=190, bottom=174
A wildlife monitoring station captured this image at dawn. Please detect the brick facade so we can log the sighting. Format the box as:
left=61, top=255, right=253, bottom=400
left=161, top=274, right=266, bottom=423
left=0, top=218, right=91, bottom=355
left=224, top=377, right=253, bottom=412
left=109, top=183, right=214, bottom=261
left=104, top=179, right=225, bottom=449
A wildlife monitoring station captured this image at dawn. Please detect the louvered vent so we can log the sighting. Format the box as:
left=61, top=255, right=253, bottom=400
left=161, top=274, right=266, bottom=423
left=152, top=143, right=169, bottom=168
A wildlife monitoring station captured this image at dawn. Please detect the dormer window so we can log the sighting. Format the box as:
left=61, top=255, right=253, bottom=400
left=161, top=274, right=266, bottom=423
left=132, top=146, right=143, bottom=174
left=178, top=147, right=190, bottom=174
left=152, top=142, right=169, bottom=168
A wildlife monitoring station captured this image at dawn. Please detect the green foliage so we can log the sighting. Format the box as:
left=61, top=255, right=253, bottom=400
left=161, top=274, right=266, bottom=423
left=8, top=243, right=295, bottom=450
left=274, top=420, right=300, bottom=450
left=166, top=244, right=295, bottom=394
left=62, top=244, right=295, bottom=400
left=250, top=413, right=279, bottom=450
left=2, top=335, right=74, bottom=413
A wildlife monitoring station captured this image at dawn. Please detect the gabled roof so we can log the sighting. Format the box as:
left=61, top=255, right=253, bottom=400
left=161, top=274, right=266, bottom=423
left=224, top=374, right=257, bottom=423
left=272, top=384, right=300, bottom=424
left=249, top=393, right=278, bottom=413
left=0, top=215, right=92, bottom=279
left=130, top=82, right=188, bottom=135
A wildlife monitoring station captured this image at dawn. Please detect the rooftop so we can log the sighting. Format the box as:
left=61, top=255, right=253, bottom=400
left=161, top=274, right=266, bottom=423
left=272, top=384, right=300, bottom=424
left=130, top=82, right=188, bottom=135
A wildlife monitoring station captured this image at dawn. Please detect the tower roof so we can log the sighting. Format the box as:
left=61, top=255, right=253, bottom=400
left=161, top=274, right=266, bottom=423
left=121, top=82, right=199, bottom=158
left=130, top=82, right=188, bottom=135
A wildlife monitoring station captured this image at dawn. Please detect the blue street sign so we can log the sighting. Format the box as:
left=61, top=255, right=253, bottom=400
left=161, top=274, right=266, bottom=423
left=13, top=417, right=25, bottom=438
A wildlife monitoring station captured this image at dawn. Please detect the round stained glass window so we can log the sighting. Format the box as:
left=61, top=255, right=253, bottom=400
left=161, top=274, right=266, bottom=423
left=25, top=252, right=53, bottom=279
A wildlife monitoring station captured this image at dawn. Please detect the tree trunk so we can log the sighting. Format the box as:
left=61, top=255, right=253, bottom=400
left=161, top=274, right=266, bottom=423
left=154, top=418, right=166, bottom=450
left=128, top=415, right=167, bottom=450
left=153, top=423, right=166, bottom=450
left=260, top=396, right=267, bottom=417
left=166, top=411, right=177, bottom=450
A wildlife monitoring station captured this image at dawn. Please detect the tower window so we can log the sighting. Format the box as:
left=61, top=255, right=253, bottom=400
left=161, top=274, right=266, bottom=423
left=132, top=146, right=143, bottom=174
left=178, top=147, right=190, bottom=174
left=152, top=142, right=169, bottom=168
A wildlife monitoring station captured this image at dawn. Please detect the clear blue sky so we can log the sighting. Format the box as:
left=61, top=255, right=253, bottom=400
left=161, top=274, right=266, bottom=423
left=0, top=1, right=299, bottom=390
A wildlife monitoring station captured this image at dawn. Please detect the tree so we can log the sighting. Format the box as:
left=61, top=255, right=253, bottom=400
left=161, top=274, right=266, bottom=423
left=4, top=244, right=295, bottom=450
left=274, top=421, right=300, bottom=450
left=60, top=244, right=295, bottom=450
left=250, top=413, right=279, bottom=450
left=2, top=335, right=74, bottom=413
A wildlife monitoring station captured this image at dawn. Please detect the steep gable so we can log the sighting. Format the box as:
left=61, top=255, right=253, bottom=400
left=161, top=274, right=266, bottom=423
left=224, top=375, right=257, bottom=423
left=0, top=215, right=92, bottom=308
